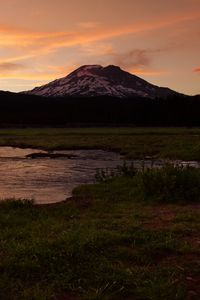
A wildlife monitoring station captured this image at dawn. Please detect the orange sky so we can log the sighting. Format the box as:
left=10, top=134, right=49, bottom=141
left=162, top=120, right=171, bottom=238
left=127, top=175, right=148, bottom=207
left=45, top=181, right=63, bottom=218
left=0, top=0, right=199, bottom=95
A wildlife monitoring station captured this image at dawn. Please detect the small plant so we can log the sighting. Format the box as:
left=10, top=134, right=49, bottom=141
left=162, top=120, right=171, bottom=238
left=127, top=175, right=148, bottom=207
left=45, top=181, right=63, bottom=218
left=1, top=198, right=34, bottom=208
left=95, top=168, right=116, bottom=182
left=95, top=162, right=137, bottom=182
left=117, top=161, right=137, bottom=177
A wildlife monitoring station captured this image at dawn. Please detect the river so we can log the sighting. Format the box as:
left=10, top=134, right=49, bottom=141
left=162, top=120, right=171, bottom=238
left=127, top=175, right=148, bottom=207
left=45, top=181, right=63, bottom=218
left=0, top=147, right=198, bottom=204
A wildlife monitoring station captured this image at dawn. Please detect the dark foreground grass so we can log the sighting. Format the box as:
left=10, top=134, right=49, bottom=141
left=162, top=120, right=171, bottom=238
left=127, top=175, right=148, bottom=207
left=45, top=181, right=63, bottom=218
left=1, top=127, right=200, bottom=160
left=1, top=166, right=200, bottom=300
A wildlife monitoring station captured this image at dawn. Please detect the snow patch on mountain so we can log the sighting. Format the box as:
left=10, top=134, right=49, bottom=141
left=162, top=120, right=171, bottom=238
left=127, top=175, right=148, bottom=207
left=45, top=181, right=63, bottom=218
left=24, top=65, right=178, bottom=98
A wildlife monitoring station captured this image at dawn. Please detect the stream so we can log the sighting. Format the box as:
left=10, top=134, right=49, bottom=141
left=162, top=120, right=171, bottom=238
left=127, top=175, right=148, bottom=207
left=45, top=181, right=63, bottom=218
left=0, top=147, right=199, bottom=204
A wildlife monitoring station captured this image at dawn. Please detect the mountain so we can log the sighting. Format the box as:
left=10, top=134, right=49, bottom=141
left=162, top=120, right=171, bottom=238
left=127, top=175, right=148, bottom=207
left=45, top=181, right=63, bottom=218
left=24, top=65, right=179, bottom=98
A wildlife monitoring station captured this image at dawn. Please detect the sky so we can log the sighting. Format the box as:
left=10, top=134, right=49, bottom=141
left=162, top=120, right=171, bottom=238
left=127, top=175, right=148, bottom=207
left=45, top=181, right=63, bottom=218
left=0, top=0, right=199, bottom=95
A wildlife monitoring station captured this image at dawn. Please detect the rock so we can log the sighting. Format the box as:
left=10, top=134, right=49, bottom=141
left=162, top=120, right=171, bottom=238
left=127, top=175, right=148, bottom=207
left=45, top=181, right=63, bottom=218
left=26, top=152, right=78, bottom=159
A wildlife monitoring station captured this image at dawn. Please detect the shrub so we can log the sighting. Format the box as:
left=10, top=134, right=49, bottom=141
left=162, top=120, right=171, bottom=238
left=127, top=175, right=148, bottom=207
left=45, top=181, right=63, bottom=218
left=95, top=161, right=137, bottom=182
left=134, top=164, right=200, bottom=203
left=96, top=163, right=200, bottom=203
left=0, top=198, right=34, bottom=208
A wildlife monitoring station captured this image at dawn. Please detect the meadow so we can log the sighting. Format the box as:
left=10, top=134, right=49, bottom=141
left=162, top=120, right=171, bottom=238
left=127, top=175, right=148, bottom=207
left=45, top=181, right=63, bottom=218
left=1, top=127, right=200, bottom=160
left=0, top=128, right=200, bottom=299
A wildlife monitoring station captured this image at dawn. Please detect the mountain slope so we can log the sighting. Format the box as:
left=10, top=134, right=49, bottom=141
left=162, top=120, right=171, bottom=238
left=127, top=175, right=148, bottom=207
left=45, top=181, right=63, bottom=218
left=24, top=65, right=179, bottom=98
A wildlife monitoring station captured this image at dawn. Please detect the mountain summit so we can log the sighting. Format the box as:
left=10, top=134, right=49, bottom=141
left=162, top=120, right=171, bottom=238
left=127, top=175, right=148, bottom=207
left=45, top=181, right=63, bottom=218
left=25, top=65, right=178, bottom=98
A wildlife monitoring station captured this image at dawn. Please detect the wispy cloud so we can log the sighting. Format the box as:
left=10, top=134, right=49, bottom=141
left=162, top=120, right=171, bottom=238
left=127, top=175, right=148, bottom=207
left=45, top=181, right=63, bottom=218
left=99, top=46, right=171, bottom=76
left=78, top=22, right=101, bottom=29
left=194, top=67, right=200, bottom=73
left=0, top=9, right=199, bottom=62
left=0, top=7, right=199, bottom=93
left=109, top=49, right=151, bottom=70
left=0, top=62, right=24, bottom=72
left=129, top=69, right=169, bottom=76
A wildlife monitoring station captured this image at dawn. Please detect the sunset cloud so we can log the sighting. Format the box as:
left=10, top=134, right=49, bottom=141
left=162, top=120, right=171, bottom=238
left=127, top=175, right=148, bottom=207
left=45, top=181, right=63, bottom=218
left=108, top=49, right=151, bottom=70
left=0, top=9, right=199, bottom=59
left=0, top=1, right=199, bottom=94
left=194, top=67, right=200, bottom=73
left=129, top=69, right=169, bottom=76
left=0, top=62, right=24, bottom=72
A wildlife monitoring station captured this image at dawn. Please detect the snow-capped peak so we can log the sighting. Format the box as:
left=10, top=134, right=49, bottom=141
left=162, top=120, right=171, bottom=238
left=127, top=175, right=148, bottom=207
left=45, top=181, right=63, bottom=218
left=24, top=65, right=178, bottom=98
left=71, top=65, right=103, bottom=78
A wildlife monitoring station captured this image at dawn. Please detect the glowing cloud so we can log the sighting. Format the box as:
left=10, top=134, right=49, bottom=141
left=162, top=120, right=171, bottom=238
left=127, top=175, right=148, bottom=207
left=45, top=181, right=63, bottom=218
left=0, top=1, right=199, bottom=94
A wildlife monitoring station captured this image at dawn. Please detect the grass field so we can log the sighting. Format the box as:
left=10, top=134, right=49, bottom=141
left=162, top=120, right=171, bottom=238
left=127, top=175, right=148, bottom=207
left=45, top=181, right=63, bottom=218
left=0, top=127, right=200, bottom=160
left=1, top=128, right=200, bottom=299
left=1, top=165, right=200, bottom=300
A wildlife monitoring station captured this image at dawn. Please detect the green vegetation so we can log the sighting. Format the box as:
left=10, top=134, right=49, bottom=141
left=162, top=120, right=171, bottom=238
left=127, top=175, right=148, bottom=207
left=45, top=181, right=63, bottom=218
left=96, top=164, right=200, bottom=203
left=134, top=164, right=200, bottom=203
left=1, top=165, right=200, bottom=300
left=1, top=127, right=200, bottom=160
left=1, top=129, right=200, bottom=299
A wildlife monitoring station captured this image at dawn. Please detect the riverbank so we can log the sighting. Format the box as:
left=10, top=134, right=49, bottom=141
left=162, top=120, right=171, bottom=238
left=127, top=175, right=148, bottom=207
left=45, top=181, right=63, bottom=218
left=1, top=129, right=200, bottom=299
left=1, top=127, right=200, bottom=160
left=1, top=166, right=200, bottom=300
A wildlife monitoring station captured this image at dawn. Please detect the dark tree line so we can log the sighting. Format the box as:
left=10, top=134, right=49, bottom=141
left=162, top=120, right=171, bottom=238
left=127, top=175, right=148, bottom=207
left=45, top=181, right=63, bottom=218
left=0, top=91, right=200, bottom=126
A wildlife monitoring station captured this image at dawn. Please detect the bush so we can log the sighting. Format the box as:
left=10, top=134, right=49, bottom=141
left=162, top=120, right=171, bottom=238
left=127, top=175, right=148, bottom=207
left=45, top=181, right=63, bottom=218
left=95, top=163, right=200, bottom=203
left=95, top=162, right=137, bottom=182
left=135, top=164, right=200, bottom=203
left=0, top=198, right=34, bottom=209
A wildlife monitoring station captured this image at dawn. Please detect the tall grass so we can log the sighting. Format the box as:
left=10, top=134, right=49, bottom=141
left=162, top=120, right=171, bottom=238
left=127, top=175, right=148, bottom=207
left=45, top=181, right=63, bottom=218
left=135, top=164, right=200, bottom=203
left=95, top=163, right=200, bottom=203
left=1, top=164, right=200, bottom=299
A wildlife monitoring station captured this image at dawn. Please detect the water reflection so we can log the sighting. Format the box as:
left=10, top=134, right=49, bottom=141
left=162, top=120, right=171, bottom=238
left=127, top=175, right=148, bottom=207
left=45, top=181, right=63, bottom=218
left=0, top=147, right=124, bottom=204
left=0, top=147, right=199, bottom=204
